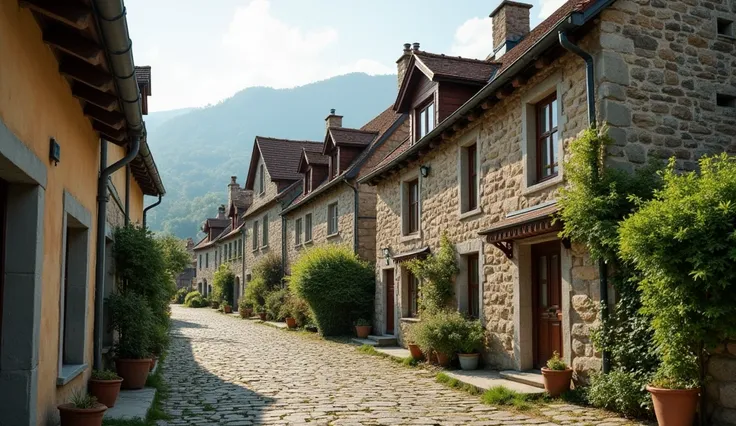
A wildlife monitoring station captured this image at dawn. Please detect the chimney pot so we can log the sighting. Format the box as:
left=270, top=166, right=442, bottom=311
left=403, top=43, right=411, bottom=53
left=490, top=1, right=532, bottom=60
left=412, top=42, right=420, bottom=51
left=330, top=108, right=336, bottom=114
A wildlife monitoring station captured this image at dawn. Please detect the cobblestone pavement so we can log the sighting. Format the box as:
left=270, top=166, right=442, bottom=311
left=160, top=306, right=643, bottom=425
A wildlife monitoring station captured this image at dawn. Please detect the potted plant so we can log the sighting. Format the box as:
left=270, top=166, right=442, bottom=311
left=58, top=390, right=107, bottom=426
left=404, top=326, right=424, bottom=360
left=211, top=300, right=220, bottom=309
left=541, top=351, right=573, bottom=397
left=413, top=310, right=464, bottom=367
left=354, top=318, right=372, bottom=338
left=223, top=302, right=232, bottom=314
left=239, top=299, right=253, bottom=318
left=107, top=293, right=153, bottom=390
left=88, top=370, right=123, bottom=409
left=457, top=319, right=484, bottom=370
left=257, top=306, right=267, bottom=321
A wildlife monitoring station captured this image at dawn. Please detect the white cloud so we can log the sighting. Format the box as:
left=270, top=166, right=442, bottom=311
left=538, top=0, right=567, bottom=19
left=449, top=17, right=494, bottom=60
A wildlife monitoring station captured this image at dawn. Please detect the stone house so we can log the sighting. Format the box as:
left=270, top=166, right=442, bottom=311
left=0, top=0, right=165, bottom=423
left=280, top=108, right=409, bottom=271
left=358, top=0, right=736, bottom=422
left=174, top=238, right=197, bottom=290
left=241, top=137, right=321, bottom=286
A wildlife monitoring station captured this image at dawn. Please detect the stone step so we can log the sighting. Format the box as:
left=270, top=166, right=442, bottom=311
left=445, top=370, right=545, bottom=395
left=366, top=335, right=397, bottom=347
left=351, top=338, right=378, bottom=346
left=499, top=370, right=545, bottom=389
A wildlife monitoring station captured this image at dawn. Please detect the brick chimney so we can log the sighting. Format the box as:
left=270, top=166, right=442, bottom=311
left=216, top=204, right=226, bottom=220
left=490, top=1, right=532, bottom=60
left=227, top=176, right=253, bottom=216
left=396, top=43, right=412, bottom=90
left=325, top=109, right=343, bottom=130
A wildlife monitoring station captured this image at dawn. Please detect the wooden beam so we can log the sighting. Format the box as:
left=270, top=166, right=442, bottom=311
left=92, top=121, right=126, bottom=142
left=72, top=83, right=118, bottom=111
left=43, top=24, right=104, bottom=66
left=496, top=88, right=513, bottom=100
left=467, top=112, right=478, bottom=122
left=20, top=0, right=92, bottom=31
left=60, top=57, right=114, bottom=92
left=84, top=104, right=125, bottom=129
left=512, top=76, right=528, bottom=88
left=481, top=100, right=493, bottom=110
left=452, top=122, right=465, bottom=132
left=534, top=57, right=550, bottom=69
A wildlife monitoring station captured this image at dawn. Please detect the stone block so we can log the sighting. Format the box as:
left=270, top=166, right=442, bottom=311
left=721, top=383, right=736, bottom=409
left=709, top=357, right=736, bottom=382
left=600, top=33, right=635, bottom=54
left=625, top=144, right=647, bottom=164
left=597, top=51, right=630, bottom=86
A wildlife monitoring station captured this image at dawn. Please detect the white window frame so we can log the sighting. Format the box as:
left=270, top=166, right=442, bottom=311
left=400, top=171, right=422, bottom=241
left=327, top=202, right=339, bottom=237
left=261, top=214, right=269, bottom=248
left=521, top=72, right=565, bottom=195
left=457, top=129, right=482, bottom=219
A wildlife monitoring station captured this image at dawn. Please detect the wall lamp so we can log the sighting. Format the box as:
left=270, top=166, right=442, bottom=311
left=420, top=164, right=431, bottom=178
left=381, top=247, right=391, bottom=265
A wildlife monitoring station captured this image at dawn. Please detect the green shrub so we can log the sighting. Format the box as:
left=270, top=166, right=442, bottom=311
left=265, top=288, right=288, bottom=321
left=546, top=351, right=567, bottom=370
left=91, top=369, right=120, bottom=380
left=588, top=371, right=653, bottom=419
left=150, top=322, right=170, bottom=357
left=620, top=154, right=736, bottom=389
left=458, top=319, right=484, bottom=354
left=280, top=292, right=312, bottom=326
left=412, top=310, right=474, bottom=355
left=354, top=318, right=371, bottom=327
left=212, top=264, right=235, bottom=305
left=253, top=252, right=283, bottom=289
left=69, top=390, right=98, bottom=409
left=173, top=288, right=189, bottom=304
left=238, top=298, right=252, bottom=312
left=107, top=292, right=153, bottom=359
left=184, top=291, right=202, bottom=306
left=405, top=233, right=458, bottom=313
left=244, top=276, right=269, bottom=311
left=291, top=245, right=374, bottom=336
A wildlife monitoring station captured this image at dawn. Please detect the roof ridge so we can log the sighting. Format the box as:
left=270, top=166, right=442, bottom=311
left=256, top=136, right=323, bottom=144
left=329, top=127, right=379, bottom=134
left=414, top=50, right=500, bottom=65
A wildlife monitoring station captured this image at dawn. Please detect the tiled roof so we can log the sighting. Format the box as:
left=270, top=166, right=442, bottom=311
left=135, top=66, right=151, bottom=92
left=371, top=137, right=411, bottom=172
left=192, top=236, right=208, bottom=250
left=256, top=137, right=323, bottom=182
left=414, top=51, right=499, bottom=83
left=496, top=0, right=598, bottom=75
left=329, top=127, right=378, bottom=147
left=304, top=150, right=329, bottom=166
left=206, top=218, right=229, bottom=229
left=361, top=106, right=401, bottom=134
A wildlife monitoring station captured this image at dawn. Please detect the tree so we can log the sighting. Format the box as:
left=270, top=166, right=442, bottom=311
left=155, top=233, right=192, bottom=278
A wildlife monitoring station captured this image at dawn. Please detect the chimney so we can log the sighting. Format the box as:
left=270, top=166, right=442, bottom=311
left=396, top=43, right=413, bottom=90
left=216, top=204, right=226, bottom=219
left=325, top=109, right=343, bottom=130
left=228, top=176, right=240, bottom=210
left=490, top=1, right=532, bottom=60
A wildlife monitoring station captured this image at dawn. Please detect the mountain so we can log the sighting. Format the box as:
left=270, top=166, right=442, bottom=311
left=144, top=73, right=398, bottom=239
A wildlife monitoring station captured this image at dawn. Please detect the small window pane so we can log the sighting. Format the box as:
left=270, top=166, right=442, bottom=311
left=427, top=103, right=435, bottom=132
left=551, top=98, right=558, bottom=128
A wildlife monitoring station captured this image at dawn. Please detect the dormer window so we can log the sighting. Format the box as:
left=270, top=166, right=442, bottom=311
left=416, top=98, right=435, bottom=141
left=330, top=151, right=338, bottom=178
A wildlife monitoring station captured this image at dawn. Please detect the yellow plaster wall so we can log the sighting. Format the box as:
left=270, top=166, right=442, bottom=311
left=0, top=2, right=139, bottom=423
left=107, top=144, right=146, bottom=224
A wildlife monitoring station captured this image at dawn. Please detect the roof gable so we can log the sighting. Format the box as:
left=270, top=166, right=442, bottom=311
left=245, top=137, right=323, bottom=189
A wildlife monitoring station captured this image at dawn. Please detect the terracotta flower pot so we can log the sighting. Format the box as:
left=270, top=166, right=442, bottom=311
left=435, top=351, right=452, bottom=367
left=355, top=325, right=372, bottom=338
left=647, top=386, right=700, bottom=426
left=224, top=305, right=232, bottom=314
left=285, top=317, right=297, bottom=328
left=88, top=378, right=123, bottom=408
left=408, top=344, right=423, bottom=360
left=541, top=368, right=573, bottom=397
left=458, top=353, right=480, bottom=370
left=258, top=312, right=267, bottom=321
left=58, top=403, right=107, bottom=426
left=116, top=358, right=152, bottom=390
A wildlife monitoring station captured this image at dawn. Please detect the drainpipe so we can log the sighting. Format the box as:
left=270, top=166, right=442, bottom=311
left=124, top=165, right=130, bottom=225
left=142, top=195, right=162, bottom=229
left=343, top=180, right=359, bottom=254
left=281, top=215, right=287, bottom=287
left=94, top=137, right=140, bottom=369
left=559, top=31, right=610, bottom=374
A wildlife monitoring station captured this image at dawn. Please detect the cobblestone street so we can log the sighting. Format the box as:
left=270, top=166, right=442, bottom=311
left=160, top=306, right=640, bottom=425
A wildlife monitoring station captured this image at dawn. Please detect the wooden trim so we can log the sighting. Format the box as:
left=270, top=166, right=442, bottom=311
left=20, top=0, right=93, bottom=30
left=84, top=104, right=125, bottom=129
left=535, top=92, right=559, bottom=182
left=71, top=83, right=118, bottom=111
left=467, top=253, right=480, bottom=319
left=59, top=57, right=114, bottom=92
left=92, top=121, right=126, bottom=142
left=42, top=24, right=104, bottom=65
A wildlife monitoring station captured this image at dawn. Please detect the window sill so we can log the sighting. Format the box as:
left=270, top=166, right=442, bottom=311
left=400, top=317, right=421, bottom=323
left=326, top=232, right=340, bottom=240
left=57, top=363, right=88, bottom=386
left=260, top=245, right=269, bottom=251
left=522, top=174, right=563, bottom=195
left=400, top=232, right=422, bottom=243
left=304, top=239, right=313, bottom=245
left=459, top=207, right=483, bottom=221
left=717, top=33, right=736, bottom=41
left=251, top=248, right=259, bottom=253
left=295, top=243, right=303, bottom=249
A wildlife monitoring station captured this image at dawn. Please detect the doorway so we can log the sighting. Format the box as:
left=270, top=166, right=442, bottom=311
left=532, top=240, right=562, bottom=369
left=384, top=269, right=395, bottom=335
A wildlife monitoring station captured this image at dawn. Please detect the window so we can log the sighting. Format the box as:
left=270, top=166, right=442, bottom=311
left=199, top=254, right=202, bottom=270
left=331, top=152, right=338, bottom=178
left=238, top=239, right=242, bottom=256
left=416, top=100, right=435, bottom=141
left=308, top=169, right=313, bottom=193
left=262, top=214, right=269, bottom=246
left=404, top=179, right=420, bottom=235
left=717, top=93, right=736, bottom=108
left=467, top=253, right=480, bottom=319
left=327, top=202, right=338, bottom=235
left=305, top=213, right=313, bottom=242
left=407, top=270, right=419, bottom=318
left=295, top=218, right=302, bottom=245
left=258, top=164, right=265, bottom=194
left=252, top=221, right=259, bottom=250
left=229, top=242, right=233, bottom=260
left=59, top=216, right=90, bottom=376
left=718, top=18, right=735, bottom=37
left=461, top=143, right=479, bottom=213
left=205, top=252, right=209, bottom=268
left=536, top=94, right=559, bottom=181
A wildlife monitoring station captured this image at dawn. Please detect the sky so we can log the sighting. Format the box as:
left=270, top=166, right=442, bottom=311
left=125, top=0, right=567, bottom=112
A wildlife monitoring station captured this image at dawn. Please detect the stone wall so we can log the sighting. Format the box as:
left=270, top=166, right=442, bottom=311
left=194, top=245, right=217, bottom=297
left=243, top=201, right=284, bottom=279
left=707, top=341, right=736, bottom=425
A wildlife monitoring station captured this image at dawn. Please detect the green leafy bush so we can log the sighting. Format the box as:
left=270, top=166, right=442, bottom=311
left=244, top=276, right=269, bottom=311
left=174, top=287, right=189, bottom=304
left=588, top=371, right=653, bottom=419
left=546, top=351, right=567, bottom=370
left=265, top=288, right=288, bottom=321
left=184, top=291, right=202, bottom=306
left=150, top=322, right=170, bottom=357
left=291, top=245, right=374, bottom=336
left=354, top=318, right=371, bottom=326
left=90, top=369, right=121, bottom=380
left=280, top=292, right=312, bottom=326
left=212, top=264, right=235, bottom=305
left=252, top=252, right=283, bottom=289
left=107, top=292, right=153, bottom=359
left=69, top=390, right=98, bottom=409
left=406, top=233, right=458, bottom=313
left=412, top=310, right=472, bottom=355
left=620, top=154, right=736, bottom=389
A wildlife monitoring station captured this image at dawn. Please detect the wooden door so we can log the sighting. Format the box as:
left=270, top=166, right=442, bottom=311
left=385, top=269, right=395, bottom=335
left=532, top=241, right=562, bottom=369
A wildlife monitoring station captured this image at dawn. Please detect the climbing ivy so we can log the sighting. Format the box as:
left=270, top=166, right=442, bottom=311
left=406, top=233, right=459, bottom=314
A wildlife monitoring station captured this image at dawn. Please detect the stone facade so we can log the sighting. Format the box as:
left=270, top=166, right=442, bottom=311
left=708, top=340, right=736, bottom=424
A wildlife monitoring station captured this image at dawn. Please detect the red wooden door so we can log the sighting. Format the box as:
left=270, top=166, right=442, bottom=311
left=385, top=269, right=395, bottom=335
left=532, top=241, right=562, bottom=369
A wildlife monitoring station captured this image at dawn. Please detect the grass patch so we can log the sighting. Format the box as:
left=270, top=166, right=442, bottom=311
left=481, top=385, right=537, bottom=411
left=435, top=372, right=482, bottom=395
left=145, top=354, right=172, bottom=422
left=357, top=344, right=379, bottom=355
